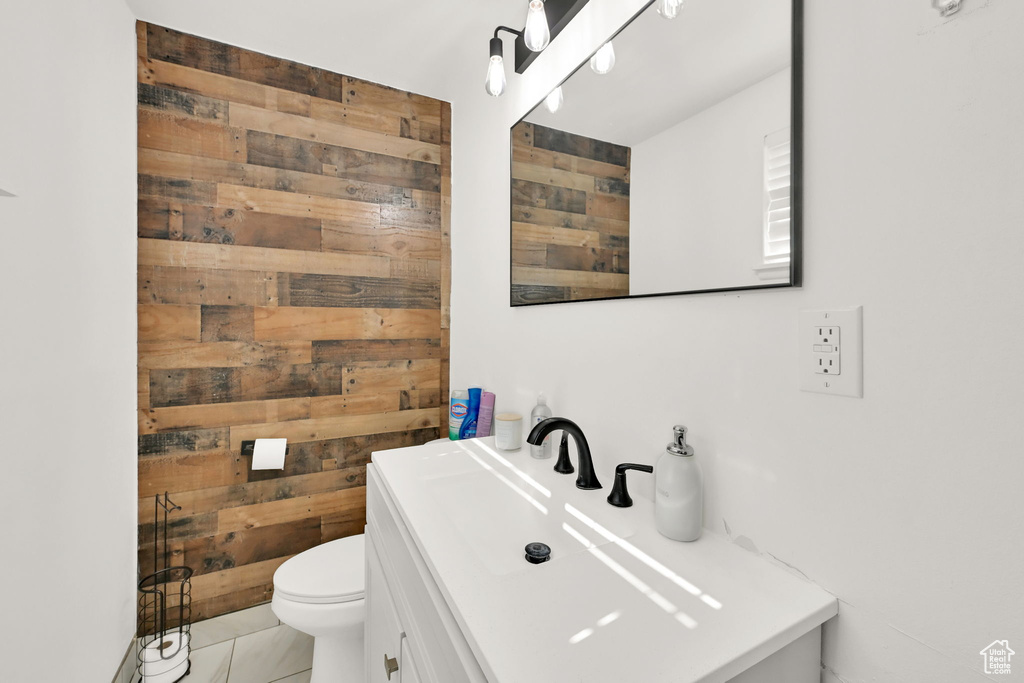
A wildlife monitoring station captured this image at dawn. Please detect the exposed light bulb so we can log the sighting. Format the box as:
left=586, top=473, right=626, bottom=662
left=524, top=0, right=550, bottom=52
left=485, top=55, right=506, bottom=97
left=657, top=0, right=683, bottom=19
left=590, top=42, right=616, bottom=75
left=544, top=86, right=563, bottom=113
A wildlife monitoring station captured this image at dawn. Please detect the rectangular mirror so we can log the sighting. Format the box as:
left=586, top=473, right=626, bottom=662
left=511, top=0, right=801, bottom=305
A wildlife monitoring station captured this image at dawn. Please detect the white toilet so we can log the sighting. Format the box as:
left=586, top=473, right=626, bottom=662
left=272, top=534, right=366, bottom=683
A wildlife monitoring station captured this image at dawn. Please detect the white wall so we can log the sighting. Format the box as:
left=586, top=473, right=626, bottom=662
left=0, top=1, right=138, bottom=680
left=449, top=0, right=1024, bottom=681
left=631, top=68, right=790, bottom=294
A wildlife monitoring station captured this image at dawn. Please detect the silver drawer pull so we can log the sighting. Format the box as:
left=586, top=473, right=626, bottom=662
left=384, top=653, right=399, bottom=680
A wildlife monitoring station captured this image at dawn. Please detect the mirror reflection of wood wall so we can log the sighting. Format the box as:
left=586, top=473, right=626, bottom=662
left=510, top=121, right=630, bottom=305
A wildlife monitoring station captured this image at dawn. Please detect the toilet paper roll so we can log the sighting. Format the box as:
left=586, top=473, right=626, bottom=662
left=141, top=646, right=188, bottom=678
left=141, top=656, right=188, bottom=683
left=140, top=632, right=189, bottom=663
left=252, top=438, right=287, bottom=470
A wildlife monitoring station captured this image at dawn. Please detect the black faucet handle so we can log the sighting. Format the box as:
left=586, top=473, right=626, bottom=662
left=554, top=432, right=574, bottom=474
left=607, top=463, right=654, bottom=508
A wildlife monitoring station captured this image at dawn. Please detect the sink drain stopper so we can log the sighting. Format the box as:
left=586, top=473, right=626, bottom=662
left=525, top=542, right=551, bottom=564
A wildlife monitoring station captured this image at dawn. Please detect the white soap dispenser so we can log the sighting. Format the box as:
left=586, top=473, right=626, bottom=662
left=654, top=425, right=703, bottom=542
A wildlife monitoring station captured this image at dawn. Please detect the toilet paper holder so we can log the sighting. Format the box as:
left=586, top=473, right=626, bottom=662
left=240, top=440, right=290, bottom=456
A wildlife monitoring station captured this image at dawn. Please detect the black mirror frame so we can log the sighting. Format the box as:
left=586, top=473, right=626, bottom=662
left=509, top=0, right=803, bottom=307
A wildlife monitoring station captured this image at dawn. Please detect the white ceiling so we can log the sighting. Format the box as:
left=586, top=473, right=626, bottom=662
left=124, top=0, right=530, bottom=103
left=525, top=0, right=791, bottom=147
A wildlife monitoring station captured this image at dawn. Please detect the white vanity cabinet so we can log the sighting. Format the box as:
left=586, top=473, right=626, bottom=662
left=365, top=466, right=488, bottom=683
left=365, top=438, right=837, bottom=683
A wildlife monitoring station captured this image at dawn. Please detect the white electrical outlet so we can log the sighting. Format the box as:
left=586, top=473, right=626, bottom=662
left=800, top=307, right=862, bottom=397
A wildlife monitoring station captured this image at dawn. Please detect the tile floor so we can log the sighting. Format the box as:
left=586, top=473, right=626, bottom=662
left=118, top=604, right=318, bottom=683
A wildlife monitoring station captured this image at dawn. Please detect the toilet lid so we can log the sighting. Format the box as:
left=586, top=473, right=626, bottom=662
left=273, top=534, right=365, bottom=604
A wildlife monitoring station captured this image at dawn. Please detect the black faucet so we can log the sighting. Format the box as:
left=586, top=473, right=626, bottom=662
left=527, top=417, right=602, bottom=490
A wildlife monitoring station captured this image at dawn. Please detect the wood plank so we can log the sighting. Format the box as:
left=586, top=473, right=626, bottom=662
left=138, top=428, right=229, bottom=456
left=253, top=307, right=440, bottom=341
left=309, top=393, right=401, bottom=419
left=531, top=123, right=629, bottom=166
left=440, top=101, right=452, bottom=435
left=217, top=487, right=365, bottom=532
left=138, top=451, right=241, bottom=498
left=149, top=364, right=352, bottom=408
left=216, top=183, right=380, bottom=226
left=309, top=96, right=401, bottom=136
left=322, top=221, right=440, bottom=259
left=182, top=205, right=322, bottom=252
left=138, top=109, right=245, bottom=162
left=245, top=130, right=440, bottom=191
left=587, top=191, right=630, bottom=221
left=342, top=76, right=441, bottom=126
left=139, top=147, right=424, bottom=209
left=328, top=428, right=439, bottom=466
left=139, top=175, right=216, bottom=204
left=139, top=238, right=390, bottom=278
left=201, top=305, right=254, bottom=342
left=512, top=222, right=601, bottom=248
left=140, top=57, right=311, bottom=116
left=180, top=517, right=322, bottom=576
left=511, top=266, right=630, bottom=291
left=138, top=197, right=175, bottom=239
left=545, top=244, right=629, bottom=274
left=138, top=82, right=227, bottom=121
left=595, top=176, right=630, bottom=197
left=343, top=359, right=441, bottom=395
left=139, top=265, right=276, bottom=307
left=389, top=258, right=441, bottom=282
left=138, top=340, right=312, bottom=370
left=512, top=142, right=630, bottom=182
left=311, top=339, right=441, bottom=364
left=229, top=407, right=440, bottom=449
left=188, top=554, right=295, bottom=600
left=512, top=160, right=597, bottom=193
left=138, top=304, right=200, bottom=341
left=279, top=272, right=439, bottom=309
left=143, top=467, right=367, bottom=523
left=140, top=397, right=311, bottom=435
left=511, top=239, right=547, bottom=267
left=511, top=284, right=571, bottom=306
left=231, top=102, right=440, bottom=165
left=146, top=24, right=343, bottom=100
left=322, top=508, right=366, bottom=543
left=511, top=205, right=629, bottom=236
left=190, top=586, right=276, bottom=624
left=511, top=179, right=587, bottom=215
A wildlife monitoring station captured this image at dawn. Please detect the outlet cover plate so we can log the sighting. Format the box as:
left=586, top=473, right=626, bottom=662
left=800, top=306, right=863, bottom=397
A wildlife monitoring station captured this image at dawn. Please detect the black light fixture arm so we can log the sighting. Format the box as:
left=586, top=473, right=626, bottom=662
left=491, top=26, right=523, bottom=58
left=494, top=25, right=524, bottom=40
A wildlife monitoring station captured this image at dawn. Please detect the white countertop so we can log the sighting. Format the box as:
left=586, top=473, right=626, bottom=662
left=371, top=436, right=837, bottom=683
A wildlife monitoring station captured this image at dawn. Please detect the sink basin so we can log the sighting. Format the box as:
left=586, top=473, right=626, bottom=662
left=423, top=441, right=634, bottom=575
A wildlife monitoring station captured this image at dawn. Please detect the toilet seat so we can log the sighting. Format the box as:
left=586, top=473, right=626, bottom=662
left=274, top=535, right=365, bottom=605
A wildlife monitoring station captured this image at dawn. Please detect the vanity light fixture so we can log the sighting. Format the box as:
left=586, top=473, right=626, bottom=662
left=523, top=0, right=551, bottom=51
left=485, top=28, right=515, bottom=97
left=656, top=0, right=683, bottom=19
left=544, top=86, right=564, bottom=113
left=590, top=41, right=616, bottom=75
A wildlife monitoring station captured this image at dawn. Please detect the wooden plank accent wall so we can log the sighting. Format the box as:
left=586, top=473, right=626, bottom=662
left=510, top=121, right=631, bottom=304
left=136, top=22, right=451, bottom=621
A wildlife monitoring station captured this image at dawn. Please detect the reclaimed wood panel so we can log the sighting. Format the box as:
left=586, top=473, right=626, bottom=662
left=511, top=121, right=630, bottom=303
left=137, top=22, right=450, bottom=624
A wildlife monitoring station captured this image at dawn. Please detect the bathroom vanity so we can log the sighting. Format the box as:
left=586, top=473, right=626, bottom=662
left=365, top=437, right=836, bottom=682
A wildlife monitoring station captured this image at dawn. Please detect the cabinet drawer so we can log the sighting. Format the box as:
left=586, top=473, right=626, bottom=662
left=367, top=465, right=487, bottom=683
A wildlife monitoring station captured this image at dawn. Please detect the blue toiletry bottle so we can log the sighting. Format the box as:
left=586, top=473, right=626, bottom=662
left=459, top=387, right=482, bottom=439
